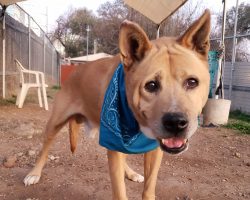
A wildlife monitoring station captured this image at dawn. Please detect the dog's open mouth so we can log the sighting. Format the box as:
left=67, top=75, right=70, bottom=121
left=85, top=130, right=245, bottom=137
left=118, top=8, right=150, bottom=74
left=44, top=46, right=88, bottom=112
left=158, top=138, right=188, bottom=154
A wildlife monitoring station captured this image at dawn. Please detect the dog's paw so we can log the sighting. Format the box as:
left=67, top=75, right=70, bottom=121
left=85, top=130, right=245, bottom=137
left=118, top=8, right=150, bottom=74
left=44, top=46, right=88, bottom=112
left=126, top=173, right=144, bottom=183
left=23, top=175, right=41, bottom=186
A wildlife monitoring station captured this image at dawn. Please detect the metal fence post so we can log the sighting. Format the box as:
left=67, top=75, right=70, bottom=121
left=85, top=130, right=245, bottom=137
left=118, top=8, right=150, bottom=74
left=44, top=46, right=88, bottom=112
left=28, top=15, right=31, bottom=81
left=52, top=49, right=54, bottom=82
left=2, top=10, right=6, bottom=98
left=58, top=56, right=61, bottom=86
left=215, top=0, right=227, bottom=99
left=229, top=0, right=239, bottom=100
left=43, top=34, right=45, bottom=74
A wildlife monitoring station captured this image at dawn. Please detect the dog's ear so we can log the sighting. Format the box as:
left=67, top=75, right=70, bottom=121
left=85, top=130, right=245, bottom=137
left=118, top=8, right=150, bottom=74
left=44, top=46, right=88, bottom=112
left=178, top=9, right=211, bottom=59
left=119, top=20, right=152, bottom=70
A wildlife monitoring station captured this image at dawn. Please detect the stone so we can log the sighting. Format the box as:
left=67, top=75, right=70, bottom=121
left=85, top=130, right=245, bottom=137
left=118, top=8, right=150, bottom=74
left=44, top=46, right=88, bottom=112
left=17, top=152, right=24, bottom=157
left=28, top=150, right=36, bottom=156
left=234, top=152, right=241, bottom=158
left=27, top=135, right=33, bottom=139
left=3, top=155, right=17, bottom=168
left=48, top=155, right=55, bottom=160
left=48, top=155, right=59, bottom=161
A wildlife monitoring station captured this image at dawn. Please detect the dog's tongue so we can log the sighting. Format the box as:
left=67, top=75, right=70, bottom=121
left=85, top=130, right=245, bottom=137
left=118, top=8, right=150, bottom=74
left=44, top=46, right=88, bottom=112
left=162, top=138, right=185, bottom=148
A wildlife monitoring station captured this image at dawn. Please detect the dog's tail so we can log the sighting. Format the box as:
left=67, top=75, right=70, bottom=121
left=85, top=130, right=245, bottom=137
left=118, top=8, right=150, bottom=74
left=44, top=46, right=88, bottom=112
left=69, top=118, right=80, bottom=153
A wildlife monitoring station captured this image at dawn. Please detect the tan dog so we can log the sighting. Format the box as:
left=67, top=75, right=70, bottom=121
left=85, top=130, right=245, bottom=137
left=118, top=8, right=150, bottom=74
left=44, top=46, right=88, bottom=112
left=24, top=10, right=211, bottom=200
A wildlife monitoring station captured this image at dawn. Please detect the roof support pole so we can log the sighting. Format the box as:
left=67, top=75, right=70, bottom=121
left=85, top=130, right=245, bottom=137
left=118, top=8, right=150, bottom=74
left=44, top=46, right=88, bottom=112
left=229, top=0, right=239, bottom=100
left=215, top=0, right=227, bottom=99
left=28, top=14, right=31, bottom=81
left=43, top=33, right=45, bottom=74
left=1, top=5, right=7, bottom=99
left=51, top=49, right=54, bottom=81
left=156, top=23, right=161, bottom=39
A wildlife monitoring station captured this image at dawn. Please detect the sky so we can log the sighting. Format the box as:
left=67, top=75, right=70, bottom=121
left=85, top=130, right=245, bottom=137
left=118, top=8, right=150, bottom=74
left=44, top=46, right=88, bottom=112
left=17, top=0, right=110, bottom=32
left=17, top=0, right=247, bottom=33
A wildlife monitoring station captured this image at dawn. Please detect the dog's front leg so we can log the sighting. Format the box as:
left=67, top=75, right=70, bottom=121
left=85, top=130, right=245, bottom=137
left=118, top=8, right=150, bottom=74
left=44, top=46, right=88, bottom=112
left=143, top=147, right=163, bottom=200
left=108, top=150, right=128, bottom=200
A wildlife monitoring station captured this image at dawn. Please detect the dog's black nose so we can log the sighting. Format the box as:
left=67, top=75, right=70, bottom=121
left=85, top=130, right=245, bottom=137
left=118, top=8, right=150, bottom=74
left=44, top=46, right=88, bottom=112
left=162, top=112, right=188, bottom=134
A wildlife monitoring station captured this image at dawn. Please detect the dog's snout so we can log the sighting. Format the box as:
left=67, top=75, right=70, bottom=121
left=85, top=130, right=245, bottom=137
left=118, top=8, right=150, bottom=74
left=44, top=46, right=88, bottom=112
left=162, top=112, right=188, bottom=134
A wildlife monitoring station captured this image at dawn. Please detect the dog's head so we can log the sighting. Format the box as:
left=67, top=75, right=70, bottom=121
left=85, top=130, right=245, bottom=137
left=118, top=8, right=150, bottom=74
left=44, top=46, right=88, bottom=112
left=119, top=10, right=211, bottom=154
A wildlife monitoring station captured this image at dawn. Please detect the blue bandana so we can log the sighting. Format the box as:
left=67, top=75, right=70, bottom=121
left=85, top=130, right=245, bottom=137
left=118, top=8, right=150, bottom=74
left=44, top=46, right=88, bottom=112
left=99, top=63, right=159, bottom=154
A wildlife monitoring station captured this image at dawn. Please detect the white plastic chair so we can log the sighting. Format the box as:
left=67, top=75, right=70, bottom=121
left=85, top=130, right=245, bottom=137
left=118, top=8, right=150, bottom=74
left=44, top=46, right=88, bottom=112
left=15, top=59, right=49, bottom=110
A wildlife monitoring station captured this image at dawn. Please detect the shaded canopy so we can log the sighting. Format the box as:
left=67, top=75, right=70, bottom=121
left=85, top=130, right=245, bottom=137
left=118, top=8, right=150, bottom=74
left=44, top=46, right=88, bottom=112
left=0, top=0, right=25, bottom=6
left=124, top=0, right=187, bottom=24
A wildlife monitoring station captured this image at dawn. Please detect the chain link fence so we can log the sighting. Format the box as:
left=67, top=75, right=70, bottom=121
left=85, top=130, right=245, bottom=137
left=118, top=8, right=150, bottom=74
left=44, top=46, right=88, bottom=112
left=1, top=2, right=250, bottom=114
left=0, top=4, right=60, bottom=99
left=210, top=33, right=250, bottom=114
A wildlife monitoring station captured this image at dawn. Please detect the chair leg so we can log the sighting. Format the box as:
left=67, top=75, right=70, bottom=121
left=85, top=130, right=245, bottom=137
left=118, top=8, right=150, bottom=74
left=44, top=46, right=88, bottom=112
left=18, top=85, right=29, bottom=108
left=41, top=85, right=48, bottom=111
left=37, top=87, right=43, bottom=108
left=16, top=87, right=21, bottom=106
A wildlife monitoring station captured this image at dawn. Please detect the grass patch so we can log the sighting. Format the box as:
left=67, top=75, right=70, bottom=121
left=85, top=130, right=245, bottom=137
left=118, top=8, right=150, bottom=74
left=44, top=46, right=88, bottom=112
left=0, top=96, right=16, bottom=105
left=224, top=110, right=250, bottom=134
left=52, top=85, right=61, bottom=90
left=229, top=110, right=250, bottom=123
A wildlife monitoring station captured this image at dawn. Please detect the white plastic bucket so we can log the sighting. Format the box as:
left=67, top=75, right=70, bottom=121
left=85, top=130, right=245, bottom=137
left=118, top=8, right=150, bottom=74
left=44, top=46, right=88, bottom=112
left=202, top=99, right=231, bottom=126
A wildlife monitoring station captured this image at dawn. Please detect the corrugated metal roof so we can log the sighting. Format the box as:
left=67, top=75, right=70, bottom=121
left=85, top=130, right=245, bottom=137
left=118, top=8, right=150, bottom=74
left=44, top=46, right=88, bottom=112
left=124, top=0, right=187, bottom=24
left=70, top=53, right=112, bottom=63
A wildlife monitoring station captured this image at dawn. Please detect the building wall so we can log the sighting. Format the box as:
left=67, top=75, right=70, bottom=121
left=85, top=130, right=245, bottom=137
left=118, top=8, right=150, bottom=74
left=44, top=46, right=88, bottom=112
left=60, top=64, right=77, bottom=85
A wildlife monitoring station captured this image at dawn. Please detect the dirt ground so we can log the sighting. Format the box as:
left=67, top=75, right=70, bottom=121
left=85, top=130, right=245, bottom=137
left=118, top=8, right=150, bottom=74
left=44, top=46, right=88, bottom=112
left=0, top=101, right=249, bottom=200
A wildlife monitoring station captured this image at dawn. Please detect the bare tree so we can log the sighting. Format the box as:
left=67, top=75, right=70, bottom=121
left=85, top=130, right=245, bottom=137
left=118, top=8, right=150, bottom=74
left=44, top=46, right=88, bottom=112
left=94, top=0, right=128, bottom=54
left=51, top=7, right=97, bottom=57
left=51, top=0, right=208, bottom=56
left=215, top=3, right=250, bottom=62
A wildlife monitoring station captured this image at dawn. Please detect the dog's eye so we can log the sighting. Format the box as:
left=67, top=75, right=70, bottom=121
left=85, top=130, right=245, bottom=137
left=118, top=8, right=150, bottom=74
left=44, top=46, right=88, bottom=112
left=145, top=80, right=160, bottom=93
left=185, top=78, right=199, bottom=89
